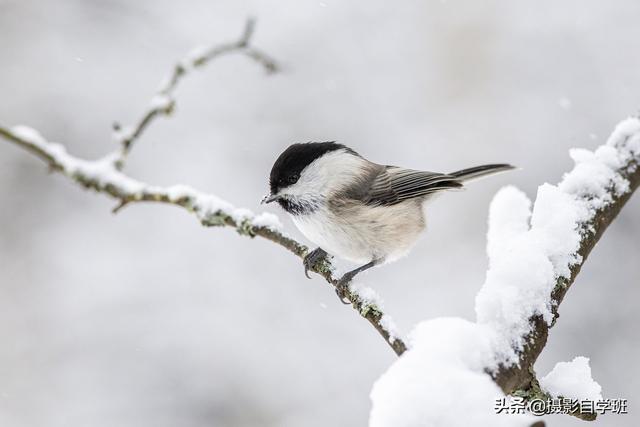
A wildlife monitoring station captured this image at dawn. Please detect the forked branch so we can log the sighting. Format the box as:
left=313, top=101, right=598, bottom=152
left=2, top=21, right=639, bottom=425
left=0, top=19, right=406, bottom=358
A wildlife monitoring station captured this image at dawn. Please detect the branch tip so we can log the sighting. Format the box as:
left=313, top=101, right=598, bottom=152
left=112, top=19, right=276, bottom=168
left=112, top=200, right=129, bottom=214
left=240, top=17, right=257, bottom=47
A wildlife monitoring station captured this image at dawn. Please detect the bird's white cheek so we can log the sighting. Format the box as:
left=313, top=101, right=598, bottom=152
left=289, top=151, right=366, bottom=197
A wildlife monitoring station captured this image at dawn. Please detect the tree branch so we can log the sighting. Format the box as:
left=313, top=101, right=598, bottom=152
left=0, top=124, right=406, bottom=355
left=491, top=118, right=640, bottom=421
left=112, top=17, right=278, bottom=167
left=4, top=19, right=637, bottom=424
left=0, top=20, right=406, bottom=357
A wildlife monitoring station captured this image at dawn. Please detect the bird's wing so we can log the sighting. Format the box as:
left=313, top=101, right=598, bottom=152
left=363, top=166, right=463, bottom=206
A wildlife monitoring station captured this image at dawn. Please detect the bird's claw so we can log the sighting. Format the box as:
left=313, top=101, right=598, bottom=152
left=334, top=275, right=353, bottom=305
left=302, top=248, right=354, bottom=304
left=303, top=248, right=328, bottom=279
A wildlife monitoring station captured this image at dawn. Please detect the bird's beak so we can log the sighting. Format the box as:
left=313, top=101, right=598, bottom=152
left=261, top=193, right=281, bottom=204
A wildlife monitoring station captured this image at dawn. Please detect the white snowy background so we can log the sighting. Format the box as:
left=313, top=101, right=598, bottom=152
left=0, top=1, right=638, bottom=426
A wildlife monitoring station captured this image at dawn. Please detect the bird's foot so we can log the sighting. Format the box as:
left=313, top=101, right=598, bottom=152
left=333, top=259, right=380, bottom=305
left=303, top=248, right=329, bottom=279
left=334, top=273, right=355, bottom=305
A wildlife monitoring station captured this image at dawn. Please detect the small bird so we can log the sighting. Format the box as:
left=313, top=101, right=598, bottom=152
left=262, top=142, right=513, bottom=302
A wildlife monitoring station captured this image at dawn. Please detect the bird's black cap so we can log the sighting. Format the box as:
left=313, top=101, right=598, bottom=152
left=269, top=142, right=355, bottom=194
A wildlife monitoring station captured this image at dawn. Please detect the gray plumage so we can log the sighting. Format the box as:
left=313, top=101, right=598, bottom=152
left=359, top=163, right=514, bottom=206
left=264, top=143, right=514, bottom=277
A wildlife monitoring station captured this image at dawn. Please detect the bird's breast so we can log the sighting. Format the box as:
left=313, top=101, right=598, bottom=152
left=291, top=200, right=425, bottom=264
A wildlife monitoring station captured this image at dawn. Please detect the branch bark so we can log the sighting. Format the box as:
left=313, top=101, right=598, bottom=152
left=491, top=122, right=640, bottom=421
left=0, top=19, right=406, bottom=358
left=2, top=19, right=638, bottom=424
left=112, top=18, right=277, bottom=168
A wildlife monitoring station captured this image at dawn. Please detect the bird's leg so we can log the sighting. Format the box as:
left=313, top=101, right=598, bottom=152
left=303, top=247, right=329, bottom=279
left=335, top=258, right=381, bottom=304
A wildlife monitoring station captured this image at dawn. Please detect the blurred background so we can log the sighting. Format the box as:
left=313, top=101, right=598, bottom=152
left=0, top=1, right=638, bottom=426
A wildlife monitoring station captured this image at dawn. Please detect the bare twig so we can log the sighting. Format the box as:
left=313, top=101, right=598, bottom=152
left=113, top=17, right=279, bottom=167
left=3, top=18, right=639, bottom=424
left=0, top=123, right=406, bottom=356
left=0, top=20, right=405, bottom=357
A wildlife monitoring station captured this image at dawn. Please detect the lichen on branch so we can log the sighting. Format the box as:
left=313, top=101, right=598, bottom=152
left=0, top=19, right=406, bottom=358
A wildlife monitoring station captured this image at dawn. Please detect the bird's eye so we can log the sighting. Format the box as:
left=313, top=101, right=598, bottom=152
left=287, top=175, right=299, bottom=184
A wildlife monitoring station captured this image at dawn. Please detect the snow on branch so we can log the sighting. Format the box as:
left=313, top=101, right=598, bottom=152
left=540, top=357, right=602, bottom=403
left=370, top=117, right=640, bottom=426
left=3, top=17, right=639, bottom=426
left=0, top=20, right=406, bottom=358
left=488, top=117, right=640, bottom=394
left=0, top=124, right=406, bottom=355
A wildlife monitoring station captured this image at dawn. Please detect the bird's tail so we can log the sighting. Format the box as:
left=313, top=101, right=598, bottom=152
left=449, top=164, right=515, bottom=183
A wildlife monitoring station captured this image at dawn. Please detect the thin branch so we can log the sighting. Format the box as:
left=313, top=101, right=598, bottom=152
left=4, top=18, right=637, bottom=424
left=3, top=118, right=637, bottom=382
left=0, top=20, right=405, bottom=356
left=112, top=17, right=279, bottom=167
left=0, top=123, right=406, bottom=356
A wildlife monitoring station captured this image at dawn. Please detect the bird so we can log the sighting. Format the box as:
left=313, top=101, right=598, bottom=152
left=262, top=142, right=513, bottom=302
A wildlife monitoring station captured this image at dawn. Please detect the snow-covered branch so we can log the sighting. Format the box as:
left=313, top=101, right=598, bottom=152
left=3, top=17, right=638, bottom=426
left=488, top=118, right=640, bottom=414
left=0, top=124, right=405, bottom=355
left=370, top=117, right=640, bottom=426
left=0, top=20, right=406, bottom=358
